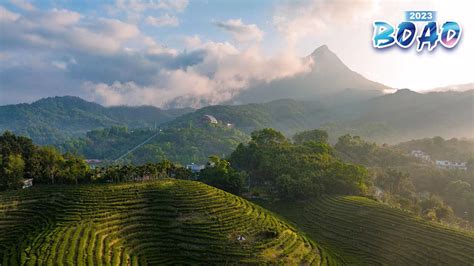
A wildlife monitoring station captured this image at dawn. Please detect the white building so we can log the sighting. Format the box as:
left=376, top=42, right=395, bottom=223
left=202, top=115, right=218, bottom=124
left=22, top=178, right=33, bottom=189
left=410, top=150, right=431, bottom=162
left=85, top=159, right=102, bottom=169
left=435, top=160, right=467, bottom=170
left=186, top=163, right=205, bottom=173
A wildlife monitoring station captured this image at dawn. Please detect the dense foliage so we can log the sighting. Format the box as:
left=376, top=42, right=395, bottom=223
left=334, top=134, right=474, bottom=226
left=396, top=136, right=474, bottom=161
left=62, top=124, right=249, bottom=165
left=198, top=156, right=247, bottom=195
left=0, top=131, right=89, bottom=190
left=0, top=132, right=191, bottom=191
left=229, top=129, right=369, bottom=200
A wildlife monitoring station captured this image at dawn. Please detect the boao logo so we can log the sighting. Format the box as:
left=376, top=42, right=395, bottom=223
left=373, top=11, right=462, bottom=52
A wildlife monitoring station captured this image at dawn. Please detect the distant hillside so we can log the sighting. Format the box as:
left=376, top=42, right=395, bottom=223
left=231, top=45, right=387, bottom=104
left=396, top=137, right=474, bottom=162
left=322, top=89, right=474, bottom=143
left=1, top=87, right=472, bottom=149
left=258, top=196, right=474, bottom=265
left=0, top=96, right=192, bottom=145
left=168, top=89, right=474, bottom=143
left=166, top=99, right=325, bottom=135
left=0, top=180, right=322, bottom=264
left=62, top=124, right=249, bottom=164
left=60, top=89, right=473, bottom=163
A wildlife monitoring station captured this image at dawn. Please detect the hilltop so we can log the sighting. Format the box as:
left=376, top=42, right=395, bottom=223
left=0, top=180, right=322, bottom=265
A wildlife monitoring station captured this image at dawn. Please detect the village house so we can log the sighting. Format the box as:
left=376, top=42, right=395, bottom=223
left=410, top=150, right=431, bottom=162
left=186, top=163, right=206, bottom=173
left=435, top=160, right=467, bottom=170
left=85, top=159, right=102, bottom=169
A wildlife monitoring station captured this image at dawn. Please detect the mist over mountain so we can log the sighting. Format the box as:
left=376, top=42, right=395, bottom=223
left=322, top=89, right=474, bottom=143
left=229, top=45, right=388, bottom=105
left=429, top=83, right=474, bottom=92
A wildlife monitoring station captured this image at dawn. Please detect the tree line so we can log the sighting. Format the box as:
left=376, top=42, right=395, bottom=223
left=0, top=131, right=191, bottom=190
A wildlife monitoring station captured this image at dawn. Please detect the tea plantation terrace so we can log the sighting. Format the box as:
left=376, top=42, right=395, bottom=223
left=0, top=179, right=322, bottom=265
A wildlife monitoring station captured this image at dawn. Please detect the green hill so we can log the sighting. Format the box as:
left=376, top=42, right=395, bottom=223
left=0, top=96, right=192, bottom=145
left=259, top=196, right=474, bottom=265
left=2, top=89, right=473, bottom=149
left=62, top=124, right=249, bottom=164
left=0, top=179, right=321, bottom=265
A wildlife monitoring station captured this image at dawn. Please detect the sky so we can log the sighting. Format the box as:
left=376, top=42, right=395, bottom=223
left=0, top=0, right=473, bottom=107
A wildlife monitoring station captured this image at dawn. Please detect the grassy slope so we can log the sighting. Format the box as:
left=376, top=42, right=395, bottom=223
left=0, top=180, right=321, bottom=265
left=257, top=196, right=474, bottom=265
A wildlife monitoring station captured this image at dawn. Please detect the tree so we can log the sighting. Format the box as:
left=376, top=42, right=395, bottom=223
left=60, top=154, right=90, bottom=184
left=467, top=157, right=474, bottom=173
left=251, top=128, right=287, bottom=146
left=325, top=162, right=368, bottom=195
left=33, top=146, right=64, bottom=184
left=376, top=169, right=415, bottom=198
left=293, top=129, right=328, bottom=144
left=2, top=154, right=25, bottom=190
left=199, top=156, right=246, bottom=195
left=419, top=195, right=454, bottom=222
left=445, top=180, right=471, bottom=197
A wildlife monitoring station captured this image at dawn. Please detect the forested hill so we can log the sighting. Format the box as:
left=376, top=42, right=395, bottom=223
left=164, top=99, right=325, bottom=135
left=1, top=89, right=473, bottom=147
left=0, top=96, right=193, bottom=145
left=62, top=125, right=249, bottom=165
left=166, top=89, right=474, bottom=143
left=321, top=89, right=474, bottom=143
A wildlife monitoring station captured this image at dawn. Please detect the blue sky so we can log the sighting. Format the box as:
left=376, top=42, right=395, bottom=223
left=1, top=0, right=473, bottom=107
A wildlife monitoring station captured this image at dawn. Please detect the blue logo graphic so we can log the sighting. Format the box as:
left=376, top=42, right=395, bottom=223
left=373, top=11, right=462, bottom=52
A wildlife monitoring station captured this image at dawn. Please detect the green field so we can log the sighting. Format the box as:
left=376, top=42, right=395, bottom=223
left=259, top=196, right=474, bottom=265
left=0, top=180, right=321, bottom=265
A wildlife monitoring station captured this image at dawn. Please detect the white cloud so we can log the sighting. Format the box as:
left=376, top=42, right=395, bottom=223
left=146, top=14, right=179, bottom=27
left=84, top=40, right=312, bottom=108
left=10, top=0, right=35, bottom=11
left=51, top=60, right=67, bottom=70
left=0, top=6, right=20, bottom=22
left=183, top=35, right=202, bottom=49
left=0, top=6, right=143, bottom=55
left=1, top=2, right=312, bottom=108
left=215, top=19, right=264, bottom=43
left=94, top=18, right=140, bottom=40
left=115, top=0, right=188, bottom=12
left=273, top=0, right=373, bottom=49
left=41, top=8, right=81, bottom=27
